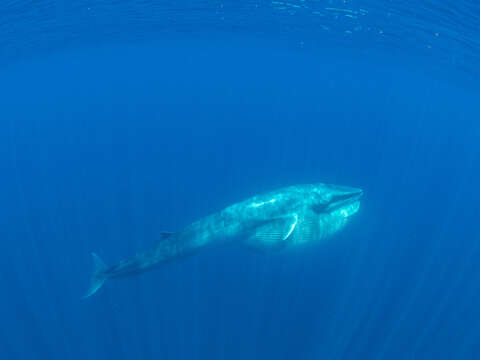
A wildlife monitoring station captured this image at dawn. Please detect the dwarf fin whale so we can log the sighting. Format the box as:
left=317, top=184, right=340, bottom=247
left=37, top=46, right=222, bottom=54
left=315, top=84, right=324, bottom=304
left=84, top=183, right=363, bottom=298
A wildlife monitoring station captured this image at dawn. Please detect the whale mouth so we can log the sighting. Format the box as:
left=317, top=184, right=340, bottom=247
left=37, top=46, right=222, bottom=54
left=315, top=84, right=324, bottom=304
left=311, top=187, right=363, bottom=214
left=326, top=188, right=363, bottom=212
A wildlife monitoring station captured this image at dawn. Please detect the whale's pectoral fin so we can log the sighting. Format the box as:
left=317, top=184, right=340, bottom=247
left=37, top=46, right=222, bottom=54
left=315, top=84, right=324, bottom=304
left=83, top=253, right=108, bottom=299
left=245, top=214, right=298, bottom=251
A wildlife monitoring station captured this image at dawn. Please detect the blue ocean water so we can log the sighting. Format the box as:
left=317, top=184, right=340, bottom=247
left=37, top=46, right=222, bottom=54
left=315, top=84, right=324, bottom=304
left=1, top=1, right=479, bottom=359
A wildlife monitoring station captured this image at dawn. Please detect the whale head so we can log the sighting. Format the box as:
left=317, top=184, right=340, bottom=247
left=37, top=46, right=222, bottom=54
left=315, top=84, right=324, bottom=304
left=290, top=183, right=363, bottom=243
left=309, top=183, right=363, bottom=218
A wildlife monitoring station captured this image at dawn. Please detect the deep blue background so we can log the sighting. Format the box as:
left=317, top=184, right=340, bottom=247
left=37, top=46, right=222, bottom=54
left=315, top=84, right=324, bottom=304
left=1, top=3, right=480, bottom=359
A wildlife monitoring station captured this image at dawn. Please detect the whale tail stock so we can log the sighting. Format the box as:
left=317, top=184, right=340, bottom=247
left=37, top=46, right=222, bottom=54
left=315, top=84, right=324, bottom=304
left=83, top=252, right=108, bottom=299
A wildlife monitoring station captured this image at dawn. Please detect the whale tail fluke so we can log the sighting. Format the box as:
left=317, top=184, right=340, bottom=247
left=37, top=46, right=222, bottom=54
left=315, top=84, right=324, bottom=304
left=83, top=252, right=108, bottom=299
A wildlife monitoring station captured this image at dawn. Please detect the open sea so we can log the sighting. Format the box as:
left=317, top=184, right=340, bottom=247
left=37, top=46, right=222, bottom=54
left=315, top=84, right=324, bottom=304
left=1, top=1, right=480, bottom=359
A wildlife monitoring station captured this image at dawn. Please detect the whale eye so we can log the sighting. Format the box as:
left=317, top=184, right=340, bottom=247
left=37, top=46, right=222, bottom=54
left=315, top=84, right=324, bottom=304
left=312, top=203, right=329, bottom=214
left=311, top=192, right=330, bottom=213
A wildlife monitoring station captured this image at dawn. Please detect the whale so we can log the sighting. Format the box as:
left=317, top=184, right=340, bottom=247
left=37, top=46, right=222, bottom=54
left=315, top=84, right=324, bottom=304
left=84, top=183, right=363, bottom=298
